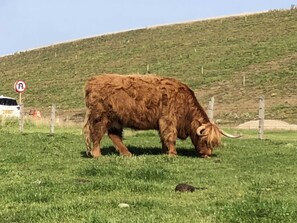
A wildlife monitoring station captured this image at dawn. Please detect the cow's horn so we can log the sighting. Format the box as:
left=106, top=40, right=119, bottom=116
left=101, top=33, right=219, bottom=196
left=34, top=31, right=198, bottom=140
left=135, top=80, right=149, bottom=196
left=219, top=129, right=242, bottom=138
left=197, top=125, right=206, bottom=136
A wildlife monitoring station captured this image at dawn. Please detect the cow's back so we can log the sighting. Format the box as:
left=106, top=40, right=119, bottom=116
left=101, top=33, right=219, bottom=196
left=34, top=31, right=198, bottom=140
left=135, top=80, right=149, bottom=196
left=85, top=74, right=193, bottom=130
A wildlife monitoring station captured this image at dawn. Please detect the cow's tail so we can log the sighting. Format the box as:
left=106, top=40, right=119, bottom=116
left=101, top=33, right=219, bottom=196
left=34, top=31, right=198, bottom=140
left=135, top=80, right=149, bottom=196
left=83, top=108, right=92, bottom=153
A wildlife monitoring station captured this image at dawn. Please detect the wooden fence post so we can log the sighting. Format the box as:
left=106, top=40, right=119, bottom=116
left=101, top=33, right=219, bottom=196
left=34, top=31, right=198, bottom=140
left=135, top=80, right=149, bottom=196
left=19, top=104, right=24, bottom=134
left=50, top=104, right=56, bottom=134
left=258, top=96, right=265, bottom=139
left=207, top=97, right=215, bottom=122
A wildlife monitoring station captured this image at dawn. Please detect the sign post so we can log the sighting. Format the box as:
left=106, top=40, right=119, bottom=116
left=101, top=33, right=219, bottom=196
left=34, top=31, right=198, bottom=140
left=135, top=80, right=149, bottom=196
left=14, top=80, right=26, bottom=134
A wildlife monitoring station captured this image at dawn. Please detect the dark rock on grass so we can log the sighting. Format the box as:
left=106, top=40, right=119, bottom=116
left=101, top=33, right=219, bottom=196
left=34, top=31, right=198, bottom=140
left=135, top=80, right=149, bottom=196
left=175, top=183, right=207, bottom=192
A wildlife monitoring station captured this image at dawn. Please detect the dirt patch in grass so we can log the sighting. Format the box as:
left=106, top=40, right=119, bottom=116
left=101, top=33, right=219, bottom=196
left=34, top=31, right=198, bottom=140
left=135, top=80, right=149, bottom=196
left=237, top=119, right=297, bottom=130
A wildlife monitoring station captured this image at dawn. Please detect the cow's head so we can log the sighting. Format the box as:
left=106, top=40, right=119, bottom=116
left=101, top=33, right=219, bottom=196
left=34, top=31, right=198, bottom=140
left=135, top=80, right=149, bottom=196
left=196, top=123, right=221, bottom=157
left=196, top=123, right=241, bottom=157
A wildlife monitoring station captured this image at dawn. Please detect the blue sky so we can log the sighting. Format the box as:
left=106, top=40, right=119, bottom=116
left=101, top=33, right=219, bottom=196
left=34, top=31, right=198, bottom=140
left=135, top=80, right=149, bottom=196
left=0, top=0, right=296, bottom=56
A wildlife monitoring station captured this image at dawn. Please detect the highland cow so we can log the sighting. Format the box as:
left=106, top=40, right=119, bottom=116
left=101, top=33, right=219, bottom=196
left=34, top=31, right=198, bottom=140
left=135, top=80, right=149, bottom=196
left=83, top=74, right=239, bottom=158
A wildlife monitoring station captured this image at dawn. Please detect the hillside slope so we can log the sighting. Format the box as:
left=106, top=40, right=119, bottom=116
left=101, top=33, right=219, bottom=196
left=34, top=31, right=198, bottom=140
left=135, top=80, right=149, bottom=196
left=1, top=9, right=296, bottom=124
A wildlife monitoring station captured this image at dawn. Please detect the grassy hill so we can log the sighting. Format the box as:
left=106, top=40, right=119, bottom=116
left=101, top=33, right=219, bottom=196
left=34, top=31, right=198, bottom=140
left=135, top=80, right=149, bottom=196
left=1, top=9, right=297, bottom=124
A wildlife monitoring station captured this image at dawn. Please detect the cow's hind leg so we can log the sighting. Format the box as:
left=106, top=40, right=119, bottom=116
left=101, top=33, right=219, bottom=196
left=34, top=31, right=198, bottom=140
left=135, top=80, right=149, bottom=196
left=89, top=116, right=109, bottom=158
left=108, top=126, right=132, bottom=157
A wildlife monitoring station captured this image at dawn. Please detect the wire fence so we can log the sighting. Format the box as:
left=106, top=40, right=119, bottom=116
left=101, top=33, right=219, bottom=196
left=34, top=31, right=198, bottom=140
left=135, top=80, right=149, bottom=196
left=205, top=96, right=297, bottom=135
left=13, top=95, right=297, bottom=137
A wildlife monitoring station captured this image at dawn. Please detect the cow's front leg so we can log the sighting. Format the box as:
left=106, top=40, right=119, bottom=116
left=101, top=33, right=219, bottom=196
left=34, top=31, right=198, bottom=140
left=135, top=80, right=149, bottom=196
left=90, top=142, right=101, bottom=158
left=167, top=141, right=177, bottom=156
left=161, top=141, right=168, bottom=154
left=160, top=139, right=177, bottom=155
left=159, top=118, right=177, bottom=156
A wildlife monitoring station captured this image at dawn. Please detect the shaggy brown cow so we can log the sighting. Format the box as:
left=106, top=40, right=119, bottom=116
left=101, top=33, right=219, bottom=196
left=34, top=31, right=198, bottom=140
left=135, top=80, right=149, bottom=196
left=83, top=74, right=239, bottom=158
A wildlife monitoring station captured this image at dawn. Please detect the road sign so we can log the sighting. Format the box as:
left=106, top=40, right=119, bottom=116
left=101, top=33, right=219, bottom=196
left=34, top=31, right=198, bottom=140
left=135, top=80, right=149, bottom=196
left=14, top=80, right=26, bottom=93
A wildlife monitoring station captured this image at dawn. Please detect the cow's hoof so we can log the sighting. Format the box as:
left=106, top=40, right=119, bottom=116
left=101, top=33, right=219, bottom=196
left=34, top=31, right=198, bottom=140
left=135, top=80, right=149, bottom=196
left=86, top=151, right=100, bottom=158
left=90, top=150, right=101, bottom=158
left=121, top=152, right=132, bottom=157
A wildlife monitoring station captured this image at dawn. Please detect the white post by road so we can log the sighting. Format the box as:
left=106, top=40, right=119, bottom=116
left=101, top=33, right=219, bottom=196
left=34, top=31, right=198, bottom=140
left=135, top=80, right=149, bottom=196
left=207, top=97, right=215, bottom=122
left=258, top=96, right=265, bottom=139
left=50, top=104, right=56, bottom=134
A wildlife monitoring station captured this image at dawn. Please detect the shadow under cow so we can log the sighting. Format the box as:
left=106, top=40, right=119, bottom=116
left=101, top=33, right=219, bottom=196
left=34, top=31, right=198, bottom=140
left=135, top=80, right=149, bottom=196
left=80, top=146, right=202, bottom=158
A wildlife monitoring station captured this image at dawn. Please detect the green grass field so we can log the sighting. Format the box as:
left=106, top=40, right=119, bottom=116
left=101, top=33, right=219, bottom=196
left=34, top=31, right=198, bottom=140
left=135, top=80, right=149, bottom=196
left=1, top=123, right=297, bottom=222
left=1, top=8, right=297, bottom=222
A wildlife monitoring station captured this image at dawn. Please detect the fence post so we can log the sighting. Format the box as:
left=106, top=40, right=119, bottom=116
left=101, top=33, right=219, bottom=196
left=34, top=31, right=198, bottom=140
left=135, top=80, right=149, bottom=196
left=146, top=64, right=150, bottom=73
left=258, top=96, right=265, bottom=139
left=19, top=104, right=24, bottom=134
left=207, top=97, right=215, bottom=122
left=50, top=104, right=56, bottom=134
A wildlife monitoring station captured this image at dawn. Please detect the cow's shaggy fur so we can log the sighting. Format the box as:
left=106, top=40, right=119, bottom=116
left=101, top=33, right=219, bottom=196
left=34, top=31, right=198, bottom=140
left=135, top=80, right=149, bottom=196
left=83, top=74, right=221, bottom=157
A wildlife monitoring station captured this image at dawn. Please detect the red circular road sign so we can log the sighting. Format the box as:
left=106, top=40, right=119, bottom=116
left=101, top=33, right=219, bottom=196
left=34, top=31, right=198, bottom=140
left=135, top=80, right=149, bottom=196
left=14, top=80, right=26, bottom=93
